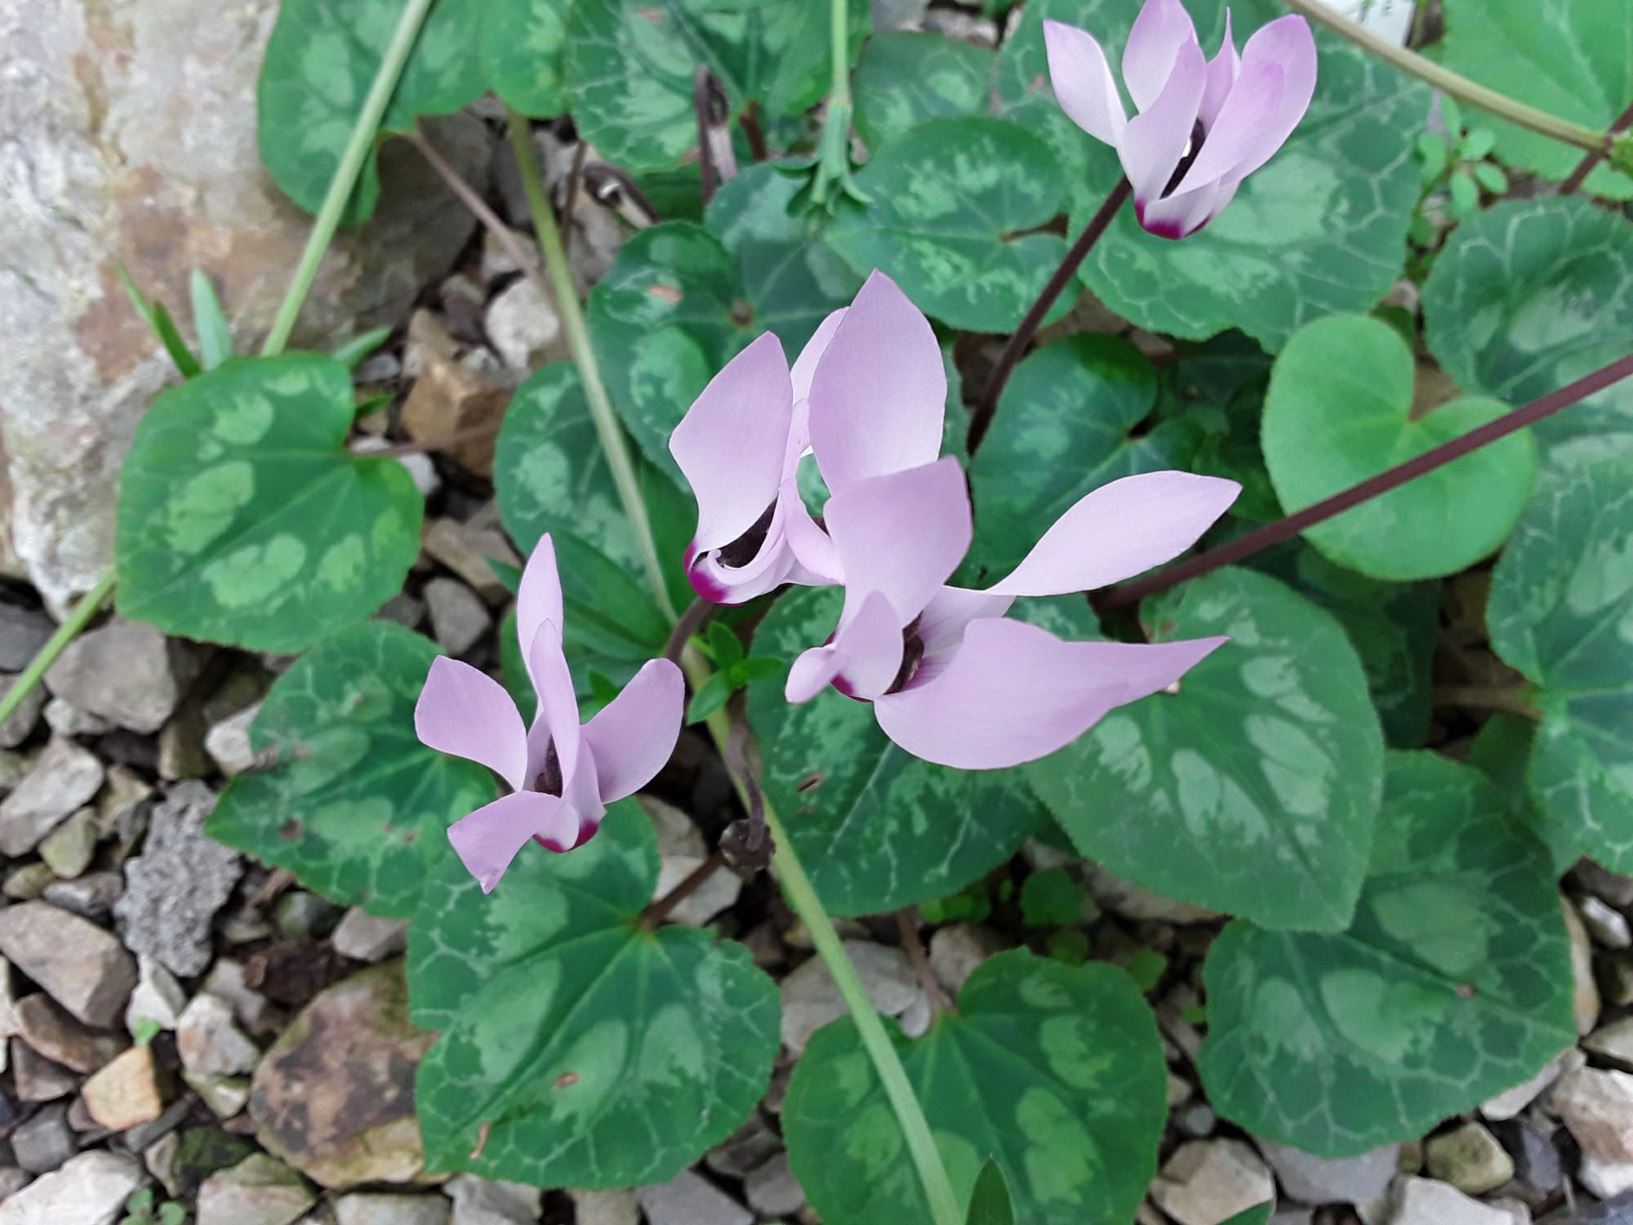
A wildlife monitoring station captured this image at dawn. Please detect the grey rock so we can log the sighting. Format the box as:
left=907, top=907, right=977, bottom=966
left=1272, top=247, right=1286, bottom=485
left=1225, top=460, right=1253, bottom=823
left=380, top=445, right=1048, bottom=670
left=1496, top=1121, right=1562, bottom=1201
left=177, top=994, right=259, bottom=1079
left=331, top=909, right=408, bottom=963
left=1387, top=1175, right=1516, bottom=1225
left=204, top=702, right=262, bottom=777
left=928, top=924, right=1006, bottom=997
left=0, top=677, right=45, bottom=749
left=484, top=276, right=565, bottom=370
left=1565, top=897, right=1602, bottom=1035
left=2, top=865, right=54, bottom=902
left=444, top=1175, right=542, bottom=1225
left=1426, top=1122, right=1514, bottom=1196
left=11, top=1040, right=78, bottom=1103
left=421, top=517, right=520, bottom=605
left=44, top=620, right=179, bottom=733
left=780, top=941, right=921, bottom=1055
left=43, top=873, right=122, bottom=919
left=1151, top=1140, right=1275, bottom=1225
left=424, top=579, right=492, bottom=657
left=13, top=994, right=124, bottom=1073
left=202, top=960, right=272, bottom=1033
left=636, top=1171, right=752, bottom=1225
left=643, top=797, right=741, bottom=928
left=1552, top=1066, right=1633, bottom=1162
left=42, top=699, right=108, bottom=738
left=0, top=1150, right=144, bottom=1224
left=1573, top=861, right=1633, bottom=910
left=37, top=809, right=97, bottom=879
left=0, top=1166, right=26, bottom=1201
left=0, top=902, right=136, bottom=1027
left=1578, top=1152, right=1633, bottom=1200
left=872, top=0, right=930, bottom=31
left=195, top=1154, right=314, bottom=1225
left=568, top=1189, right=638, bottom=1225
left=1587, top=1017, right=1633, bottom=1070
left=1579, top=895, right=1633, bottom=949
left=1483, top=1048, right=1584, bottom=1121
left=920, top=7, right=1000, bottom=47
left=705, top=1112, right=781, bottom=1179
left=0, top=739, right=104, bottom=856
left=333, top=1193, right=450, bottom=1225
left=0, top=606, right=52, bottom=672
left=1087, top=862, right=1222, bottom=924
left=376, top=594, right=426, bottom=630
left=114, top=782, right=242, bottom=977
left=273, top=892, right=343, bottom=942
left=0, top=0, right=488, bottom=613
left=125, top=956, right=187, bottom=1035
left=10, top=1103, right=76, bottom=1174
left=1260, top=1139, right=1400, bottom=1206
left=95, top=766, right=153, bottom=837
left=745, top=1152, right=805, bottom=1217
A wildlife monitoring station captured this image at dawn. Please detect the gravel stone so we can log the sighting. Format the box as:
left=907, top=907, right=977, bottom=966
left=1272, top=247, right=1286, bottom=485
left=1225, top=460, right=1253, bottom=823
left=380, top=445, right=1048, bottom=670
left=636, top=1170, right=752, bottom=1225
left=178, top=994, right=260, bottom=1080
left=425, top=579, right=492, bottom=656
left=780, top=941, right=921, bottom=1055
left=1259, top=1140, right=1400, bottom=1206
left=1386, top=1175, right=1516, bottom=1225
left=43, top=619, right=181, bottom=733
left=444, top=1175, right=542, bottom=1225
left=0, top=1150, right=144, bottom=1224
left=1150, top=1139, right=1275, bottom=1225
left=11, top=1040, right=78, bottom=1102
left=11, top=1102, right=75, bottom=1173
left=80, top=1044, right=166, bottom=1131
left=1426, top=1122, right=1515, bottom=1196
left=1550, top=1065, right=1633, bottom=1162
left=330, top=909, right=408, bottom=963
left=0, top=739, right=103, bottom=856
left=1578, top=895, right=1633, bottom=949
left=0, top=902, right=136, bottom=1027
left=0, top=606, right=52, bottom=672
left=195, top=1154, right=314, bottom=1225
left=114, top=782, right=243, bottom=978
left=204, top=702, right=263, bottom=777
left=928, top=924, right=1007, bottom=996
left=1482, top=1048, right=1583, bottom=1121
left=43, top=873, right=122, bottom=919
left=0, top=677, right=45, bottom=749
left=333, top=1193, right=451, bottom=1225
left=13, top=994, right=124, bottom=1072
left=37, top=808, right=97, bottom=878
left=744, top=1152, right=805, bottom=1217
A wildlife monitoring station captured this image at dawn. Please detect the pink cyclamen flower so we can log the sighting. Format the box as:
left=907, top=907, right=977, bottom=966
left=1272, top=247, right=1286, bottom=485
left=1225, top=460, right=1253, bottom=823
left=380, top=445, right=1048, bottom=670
left=785, top=457, right=1241, bottom=770
left=414, top=534, right=683, bottom=892
left=669, top=269, right=947, bottom=604
left=1044, top=0, right=1317, bottom=239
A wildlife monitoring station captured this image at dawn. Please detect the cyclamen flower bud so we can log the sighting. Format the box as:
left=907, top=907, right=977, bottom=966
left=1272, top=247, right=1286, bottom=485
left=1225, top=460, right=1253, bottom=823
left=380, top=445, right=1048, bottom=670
left=1044, top=0, right=1317, bottom=239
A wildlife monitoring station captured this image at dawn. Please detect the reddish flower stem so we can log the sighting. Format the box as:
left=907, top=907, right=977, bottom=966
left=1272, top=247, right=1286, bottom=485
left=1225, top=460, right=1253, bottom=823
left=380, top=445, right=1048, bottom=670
left=969, top=177, right=1133, bottom=454
left=1096, top=351, right=1633, bottom=611
left=640, top=849, right=730, bottom=928
left=1561, top=100, right=1633, bottom=195
left=696, top=65, right=720, bottom=206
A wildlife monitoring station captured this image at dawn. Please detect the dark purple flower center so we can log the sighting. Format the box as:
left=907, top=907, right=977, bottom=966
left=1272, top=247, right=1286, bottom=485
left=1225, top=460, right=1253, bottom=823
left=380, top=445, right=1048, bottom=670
left=885, top=618, right=926, bottom=696
left=714, top=501, right=777, bottom=570
left=1161, top=119, right=1209, bottom=199
left=533, top=739, right=563, bottom=796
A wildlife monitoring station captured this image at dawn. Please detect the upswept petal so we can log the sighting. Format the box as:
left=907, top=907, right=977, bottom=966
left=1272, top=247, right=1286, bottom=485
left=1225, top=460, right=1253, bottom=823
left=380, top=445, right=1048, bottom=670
left=669, top=332, right=794, bottom=554
left=786, top=590, right=905, bottom=704
left=524, top=620, right=582, bottom=789
left=583, top=658, right=685, bottom=802
left=825, top=457, right=972, bottom=631
left=1122, top=0, right=1200, bottom=111
left=1120, top=41, right=1207, bottom=210
left=414, top=657, right=529, bottom=792
left=1043, top=19, right=1128, bottom=146
left=790, top=309, right=846, bottom=404
left=807, top=271, right=947, bottom=494
left=874, top=620, right=1228, bottom=769
left=1200, top=10, right=1240, bottom=127
left=1232, top=14, right=1317, bottom=177
left=448, top=791, right=580, bottom=893
left=516, top=534, right=564, bottom=674
left=987, top=471, right=1239, bottom=597
left=1174, top=59, right=1285, bottom=195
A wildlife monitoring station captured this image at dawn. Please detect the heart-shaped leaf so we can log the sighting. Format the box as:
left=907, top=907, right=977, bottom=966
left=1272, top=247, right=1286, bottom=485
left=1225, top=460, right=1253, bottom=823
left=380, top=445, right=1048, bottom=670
left=748, top=588, right=1048, bottom=917
left=854, top=32, right=996, bottom=155
left=116, top=354, right=422, bottom=653
left=1439, top=0, right=1632, bottom=200
left=564, top=0, right=865, bottom=173
left=482, top=0, right=570, bottom=118
left=207, top=622, right=496, bottom=917
left=1026, top=567, right=1384, bottom=932
left=968, top=336, right=1195, bottom=581
left=1423, top=198, right=1633, bottom=471
left=828, top=117, right=1070, bottom=333
left=410, top=802, right=780, bottom=1187
left=1199, top=752, right=1575, bottom=1156
left=999, top=0, right=1427, bottom=350
left=1262, top=315, right=1536, bottom=581
left=1488, top=458, right=1633, bottom=871
left=783, top=951, right=1167, bottom=1225
left=587, top=223, right=753, bottom=483
left=257, top=0, right=486, bottom=221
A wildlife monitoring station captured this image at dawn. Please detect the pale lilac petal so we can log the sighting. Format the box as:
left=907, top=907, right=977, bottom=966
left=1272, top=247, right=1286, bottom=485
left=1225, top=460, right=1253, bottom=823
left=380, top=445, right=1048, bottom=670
left=670, top=332, right=794, bottom=554
left=786, top=591, right=905, bottom=704
left=1174, top=60, right=1285, bottom=194
left=1122, top=0, right=1200, bottom=112
left=1200, top=10, right=1240, bottom=127
left=791, top=309, right=846, bottom=404
left=875, top=620, right=1227, bottom=769
left=516, top=534, right=564, bottom=672
left=583, top=658, right=685, bottom=802
left=782, top=478, right=842, bottom=582
left=414, top=657, right=529, bottom=791
left=448, top=791, right=580, bottom=893
left=825, top=458, right=972, bottom=630
left=807, top=271, right=947, bottom=494
left=987, top=472, right=1240, bottom=597
left=914, top=586, right=1015, bottom=658
left=1120, top=41, right=1207, bottom=211
left=687, top=523, right=798, bottom=605
left=1138, top=177, right=1228, bottom=239
left=524, top=620, right=581, bottom=788
left=1231, top=14, right=1316, bottom=177
left=1043, top=19, right=1128, bottom=146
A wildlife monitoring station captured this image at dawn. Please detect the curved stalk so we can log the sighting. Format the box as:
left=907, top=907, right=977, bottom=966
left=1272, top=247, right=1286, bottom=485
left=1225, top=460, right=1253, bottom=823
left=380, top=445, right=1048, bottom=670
left=509, top=108, right=963, bottom=1225
left=1279, top=0, right=1606, bottom=154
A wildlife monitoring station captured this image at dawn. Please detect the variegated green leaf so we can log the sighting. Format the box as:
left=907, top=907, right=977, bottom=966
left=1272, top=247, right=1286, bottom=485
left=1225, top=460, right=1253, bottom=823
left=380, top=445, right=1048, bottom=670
left=854, top=32, right=996, bottom=155
left=482, top=0, right=570, bottom=117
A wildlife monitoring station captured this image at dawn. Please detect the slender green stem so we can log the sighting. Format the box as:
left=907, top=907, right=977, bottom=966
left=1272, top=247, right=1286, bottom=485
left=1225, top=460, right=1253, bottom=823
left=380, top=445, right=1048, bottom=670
left=829, top=0, right=850, bottom=111
left=506, top=109, right=675, bottom=621
left=1280, top=0, right=1606, bottom=154
left=513, top=105, right=960, bottom=1223
left=262, top=0, right=437, bottom=356
left=0, top=573, right=115, bottom=726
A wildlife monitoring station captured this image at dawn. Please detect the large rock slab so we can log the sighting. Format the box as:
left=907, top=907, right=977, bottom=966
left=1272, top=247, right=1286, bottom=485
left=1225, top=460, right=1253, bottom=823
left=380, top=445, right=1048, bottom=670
left=0, top=0, right=489, bottom=611
left=249, top=961, right=435, bottom=1187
